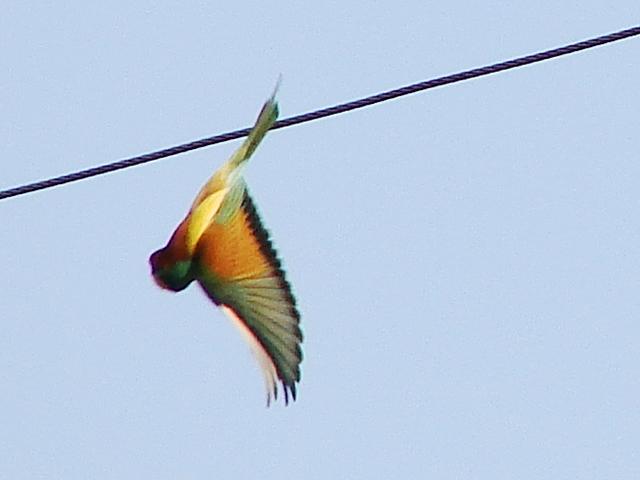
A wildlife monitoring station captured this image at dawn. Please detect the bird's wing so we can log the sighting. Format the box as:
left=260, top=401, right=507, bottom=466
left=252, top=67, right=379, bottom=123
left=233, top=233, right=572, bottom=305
left=195, top=192, right=302, bottom=405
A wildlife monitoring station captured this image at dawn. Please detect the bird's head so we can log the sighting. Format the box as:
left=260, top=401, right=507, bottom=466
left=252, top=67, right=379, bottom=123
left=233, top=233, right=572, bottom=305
left=149, top=248, right=195, bottom=292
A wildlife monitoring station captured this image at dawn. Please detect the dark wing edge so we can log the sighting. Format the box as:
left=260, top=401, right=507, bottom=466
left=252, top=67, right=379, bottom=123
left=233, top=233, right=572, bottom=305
left=238, top=191, right=303, bottom=404
left=198, top=191, right=303, bottom=406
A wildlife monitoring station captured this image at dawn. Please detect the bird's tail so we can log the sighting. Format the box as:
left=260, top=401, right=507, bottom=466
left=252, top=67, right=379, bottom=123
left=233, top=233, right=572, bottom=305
left=227, top=80, right=280, bottom=170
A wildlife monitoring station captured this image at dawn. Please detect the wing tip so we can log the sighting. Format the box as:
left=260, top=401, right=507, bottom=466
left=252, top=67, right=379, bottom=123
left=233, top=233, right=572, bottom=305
left=266, top=379, right=298, bottom=408
left=221, top=305, right=301, bottom=407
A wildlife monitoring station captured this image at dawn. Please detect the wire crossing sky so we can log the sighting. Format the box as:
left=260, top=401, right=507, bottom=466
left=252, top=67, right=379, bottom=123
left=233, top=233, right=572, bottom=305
left=1, top=24, right=639, bottom=202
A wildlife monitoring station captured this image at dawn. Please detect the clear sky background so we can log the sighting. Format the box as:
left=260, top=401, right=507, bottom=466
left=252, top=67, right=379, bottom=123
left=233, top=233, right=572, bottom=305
left=1, top=2, right=639, bottom=479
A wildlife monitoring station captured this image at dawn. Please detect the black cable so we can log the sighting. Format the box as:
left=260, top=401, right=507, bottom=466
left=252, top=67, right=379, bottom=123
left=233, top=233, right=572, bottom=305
left=1, top=24, right=639, bottom=201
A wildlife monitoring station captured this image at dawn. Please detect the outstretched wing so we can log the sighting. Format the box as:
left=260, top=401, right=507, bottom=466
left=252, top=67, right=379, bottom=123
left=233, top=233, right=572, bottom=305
left=195, top=192, right=303, bottom=405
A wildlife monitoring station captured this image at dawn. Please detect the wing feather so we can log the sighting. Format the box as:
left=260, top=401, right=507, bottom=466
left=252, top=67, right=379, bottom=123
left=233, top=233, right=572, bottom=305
left=195, top=192, right=302, bottom=405
left=220, top=306, right=279, bottom=405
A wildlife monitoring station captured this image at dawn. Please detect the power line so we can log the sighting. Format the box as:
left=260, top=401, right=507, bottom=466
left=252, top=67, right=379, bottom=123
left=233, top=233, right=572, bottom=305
left=1, top=24, right=639, bottom=202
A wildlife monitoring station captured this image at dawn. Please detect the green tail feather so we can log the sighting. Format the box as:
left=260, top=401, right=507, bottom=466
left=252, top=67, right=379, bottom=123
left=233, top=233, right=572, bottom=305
left=228, top=82, right=279, bottom=169
left=215, top=83, right=280, bottom=225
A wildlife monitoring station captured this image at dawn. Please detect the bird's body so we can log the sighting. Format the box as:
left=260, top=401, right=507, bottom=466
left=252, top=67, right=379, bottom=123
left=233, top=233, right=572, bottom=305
left=150, top=90, right=302, bottom=405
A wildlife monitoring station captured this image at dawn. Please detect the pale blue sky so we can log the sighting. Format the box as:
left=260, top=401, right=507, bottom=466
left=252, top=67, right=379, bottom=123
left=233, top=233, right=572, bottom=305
left=1, top=2, right=639, bottom=478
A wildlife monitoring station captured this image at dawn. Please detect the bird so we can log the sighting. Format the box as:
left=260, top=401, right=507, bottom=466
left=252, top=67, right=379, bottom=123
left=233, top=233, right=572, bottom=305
left=149, top=87, right=303, bottom=406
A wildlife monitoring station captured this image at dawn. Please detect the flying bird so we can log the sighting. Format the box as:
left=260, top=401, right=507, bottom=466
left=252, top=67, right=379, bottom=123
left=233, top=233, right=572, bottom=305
left=150, top=88, right=302, bottom=405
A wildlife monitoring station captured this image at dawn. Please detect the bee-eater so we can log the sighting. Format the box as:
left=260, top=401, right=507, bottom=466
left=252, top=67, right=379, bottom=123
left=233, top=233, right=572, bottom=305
left=150, top=89, right=302, bottom=405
